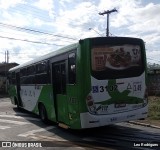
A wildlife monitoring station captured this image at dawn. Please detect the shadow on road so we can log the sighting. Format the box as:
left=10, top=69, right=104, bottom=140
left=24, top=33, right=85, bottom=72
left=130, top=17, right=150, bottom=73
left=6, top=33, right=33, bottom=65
left=11, top=107, right=160, bottom=150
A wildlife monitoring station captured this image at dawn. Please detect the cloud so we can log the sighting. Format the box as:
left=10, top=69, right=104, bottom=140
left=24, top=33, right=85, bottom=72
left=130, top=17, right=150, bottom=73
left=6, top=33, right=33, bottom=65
left=0, top=0, right=25, bottom=9
left=33, top=0, right=55, bottom=19
left=33, top=0, right=54, bottom=11
left=147, top=50, right=160, bottom=64
left=128, top=3, right=160, bottom=33
left=53, top=1, right=102, bottom=39
left=1, top=12, right=32, bottom=26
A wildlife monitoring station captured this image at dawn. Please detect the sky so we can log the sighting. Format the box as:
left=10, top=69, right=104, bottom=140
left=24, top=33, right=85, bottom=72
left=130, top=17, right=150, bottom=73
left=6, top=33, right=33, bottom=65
left=0, top=0, right=160, bottom=65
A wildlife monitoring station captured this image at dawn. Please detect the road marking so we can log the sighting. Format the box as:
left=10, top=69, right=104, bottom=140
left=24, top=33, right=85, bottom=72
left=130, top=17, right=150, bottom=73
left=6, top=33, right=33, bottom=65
left=28, top=134, right=67, bottom=141
left=0, top=115, right=40, bottom=121
left=18, top=126, right=55, bottom=137
left=0, top=126, right=11, bottom=130
left=0, top=119, right=30, bottom=125
left=0, top=112, right=29, bottom=116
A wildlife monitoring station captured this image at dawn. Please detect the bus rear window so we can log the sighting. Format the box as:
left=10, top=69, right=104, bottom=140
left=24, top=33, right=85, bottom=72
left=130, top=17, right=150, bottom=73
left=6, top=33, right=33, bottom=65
left=91, top=44, right=143, bottom=79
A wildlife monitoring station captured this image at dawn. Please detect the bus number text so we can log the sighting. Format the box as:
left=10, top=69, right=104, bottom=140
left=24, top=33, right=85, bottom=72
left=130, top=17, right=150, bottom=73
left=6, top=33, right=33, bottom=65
left=100, top=85, right=118, bottom=93
left=127, top=82, right=142, bottom=92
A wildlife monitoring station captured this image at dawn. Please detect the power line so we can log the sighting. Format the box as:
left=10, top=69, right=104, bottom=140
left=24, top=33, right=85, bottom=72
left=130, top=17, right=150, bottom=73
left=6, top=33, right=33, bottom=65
left=0, top=35, right=64, bottom=46
left=0, top=52, right=26, bottom=54
left=0, top=28, right=75, bottom=44
left=0, top=22, right=76, bottom=40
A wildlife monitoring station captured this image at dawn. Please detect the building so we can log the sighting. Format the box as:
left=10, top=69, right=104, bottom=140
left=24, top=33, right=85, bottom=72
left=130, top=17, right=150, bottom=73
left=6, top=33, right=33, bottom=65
left=0, top=63, right=19, bottom=93
left=148, top=67, right=160, bottom=96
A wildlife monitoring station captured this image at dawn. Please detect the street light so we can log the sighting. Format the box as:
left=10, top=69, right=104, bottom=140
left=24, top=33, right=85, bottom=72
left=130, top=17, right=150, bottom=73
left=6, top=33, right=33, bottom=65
left=88, top=28, right=103, bottom=37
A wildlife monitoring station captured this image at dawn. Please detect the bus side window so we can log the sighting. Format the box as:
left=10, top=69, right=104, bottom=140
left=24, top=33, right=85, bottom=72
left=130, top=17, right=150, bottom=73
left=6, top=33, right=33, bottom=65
left=26, top=65, right=36, bottom=84
left=27, top=66, right=35, bottom=75
left=68, top=53, right=76, bottom=84
left=35, top=61, right=49, bottom=84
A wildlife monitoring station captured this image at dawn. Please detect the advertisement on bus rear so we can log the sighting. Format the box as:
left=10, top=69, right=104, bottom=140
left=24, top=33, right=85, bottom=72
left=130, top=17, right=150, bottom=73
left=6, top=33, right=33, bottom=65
left=86, top=45, right=147, bottom=115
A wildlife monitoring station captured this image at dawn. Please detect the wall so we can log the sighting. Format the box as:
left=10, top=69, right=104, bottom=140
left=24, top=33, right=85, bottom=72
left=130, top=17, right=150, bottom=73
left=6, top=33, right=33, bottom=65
left=148, top=71, right=160, bottom=95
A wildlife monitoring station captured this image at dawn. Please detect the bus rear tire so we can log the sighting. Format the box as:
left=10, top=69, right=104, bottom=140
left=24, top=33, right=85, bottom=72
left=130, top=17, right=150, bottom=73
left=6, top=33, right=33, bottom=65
left=39, top=104, right=48, bottom=123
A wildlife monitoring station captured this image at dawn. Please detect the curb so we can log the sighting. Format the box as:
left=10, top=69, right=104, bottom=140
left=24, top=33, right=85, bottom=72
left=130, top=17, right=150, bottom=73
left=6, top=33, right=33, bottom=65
left=129, top=121, right=160, bottom=129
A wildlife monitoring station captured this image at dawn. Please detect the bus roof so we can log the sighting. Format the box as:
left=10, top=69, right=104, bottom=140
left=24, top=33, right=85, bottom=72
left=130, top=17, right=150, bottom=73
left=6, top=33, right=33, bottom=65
left=9, top=42, right=78, bottom=72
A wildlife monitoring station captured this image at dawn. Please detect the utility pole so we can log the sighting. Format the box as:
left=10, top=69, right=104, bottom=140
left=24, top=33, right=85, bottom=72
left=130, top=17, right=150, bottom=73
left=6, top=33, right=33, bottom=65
left=4, top=50, right=9, bottom=93
left=7, top=50, right=9, bottom=63
left=4, top=50, right=9, bottom=63
left=5, top=51, right=6, bottom=63
left=99, top=8, right=117, bottom=37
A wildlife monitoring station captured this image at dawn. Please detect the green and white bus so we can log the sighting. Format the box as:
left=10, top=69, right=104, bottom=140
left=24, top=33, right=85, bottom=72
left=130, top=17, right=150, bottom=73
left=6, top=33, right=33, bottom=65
left=8, top=37, right=148, bottom=129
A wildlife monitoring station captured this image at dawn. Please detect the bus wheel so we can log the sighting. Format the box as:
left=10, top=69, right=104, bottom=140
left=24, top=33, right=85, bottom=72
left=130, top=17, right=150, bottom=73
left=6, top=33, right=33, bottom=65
left=39, top=104, right=48, bottom=123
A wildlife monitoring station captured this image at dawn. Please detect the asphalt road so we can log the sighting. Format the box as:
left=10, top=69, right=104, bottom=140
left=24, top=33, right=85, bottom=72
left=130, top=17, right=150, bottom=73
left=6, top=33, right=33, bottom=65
left=0, top=97, right=160, bottom=150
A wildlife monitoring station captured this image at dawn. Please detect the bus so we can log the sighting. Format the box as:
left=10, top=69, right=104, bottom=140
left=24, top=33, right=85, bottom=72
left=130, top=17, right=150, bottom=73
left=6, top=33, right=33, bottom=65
left=8, top=37, right=148, bottom=129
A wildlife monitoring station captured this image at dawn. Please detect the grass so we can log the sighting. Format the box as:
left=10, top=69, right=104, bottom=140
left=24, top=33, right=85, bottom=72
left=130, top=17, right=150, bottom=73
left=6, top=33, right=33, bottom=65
left=148, top=96, right=160, bottom=120
left=133, top=96, right=160, bottom=127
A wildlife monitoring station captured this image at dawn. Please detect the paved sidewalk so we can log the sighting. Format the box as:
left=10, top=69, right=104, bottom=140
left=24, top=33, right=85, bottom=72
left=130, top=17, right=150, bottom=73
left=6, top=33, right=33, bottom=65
left=129, top=120, right=160, bottom=129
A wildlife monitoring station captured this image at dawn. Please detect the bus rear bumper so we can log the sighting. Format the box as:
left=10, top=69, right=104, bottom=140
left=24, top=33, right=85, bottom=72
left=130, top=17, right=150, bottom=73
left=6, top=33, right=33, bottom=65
left=80, top=105, right=148, bottom=129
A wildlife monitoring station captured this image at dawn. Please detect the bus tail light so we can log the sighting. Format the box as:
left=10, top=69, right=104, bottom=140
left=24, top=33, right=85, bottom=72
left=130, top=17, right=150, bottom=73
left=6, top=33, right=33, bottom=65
left=86, top=94, right=97, bottom=114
